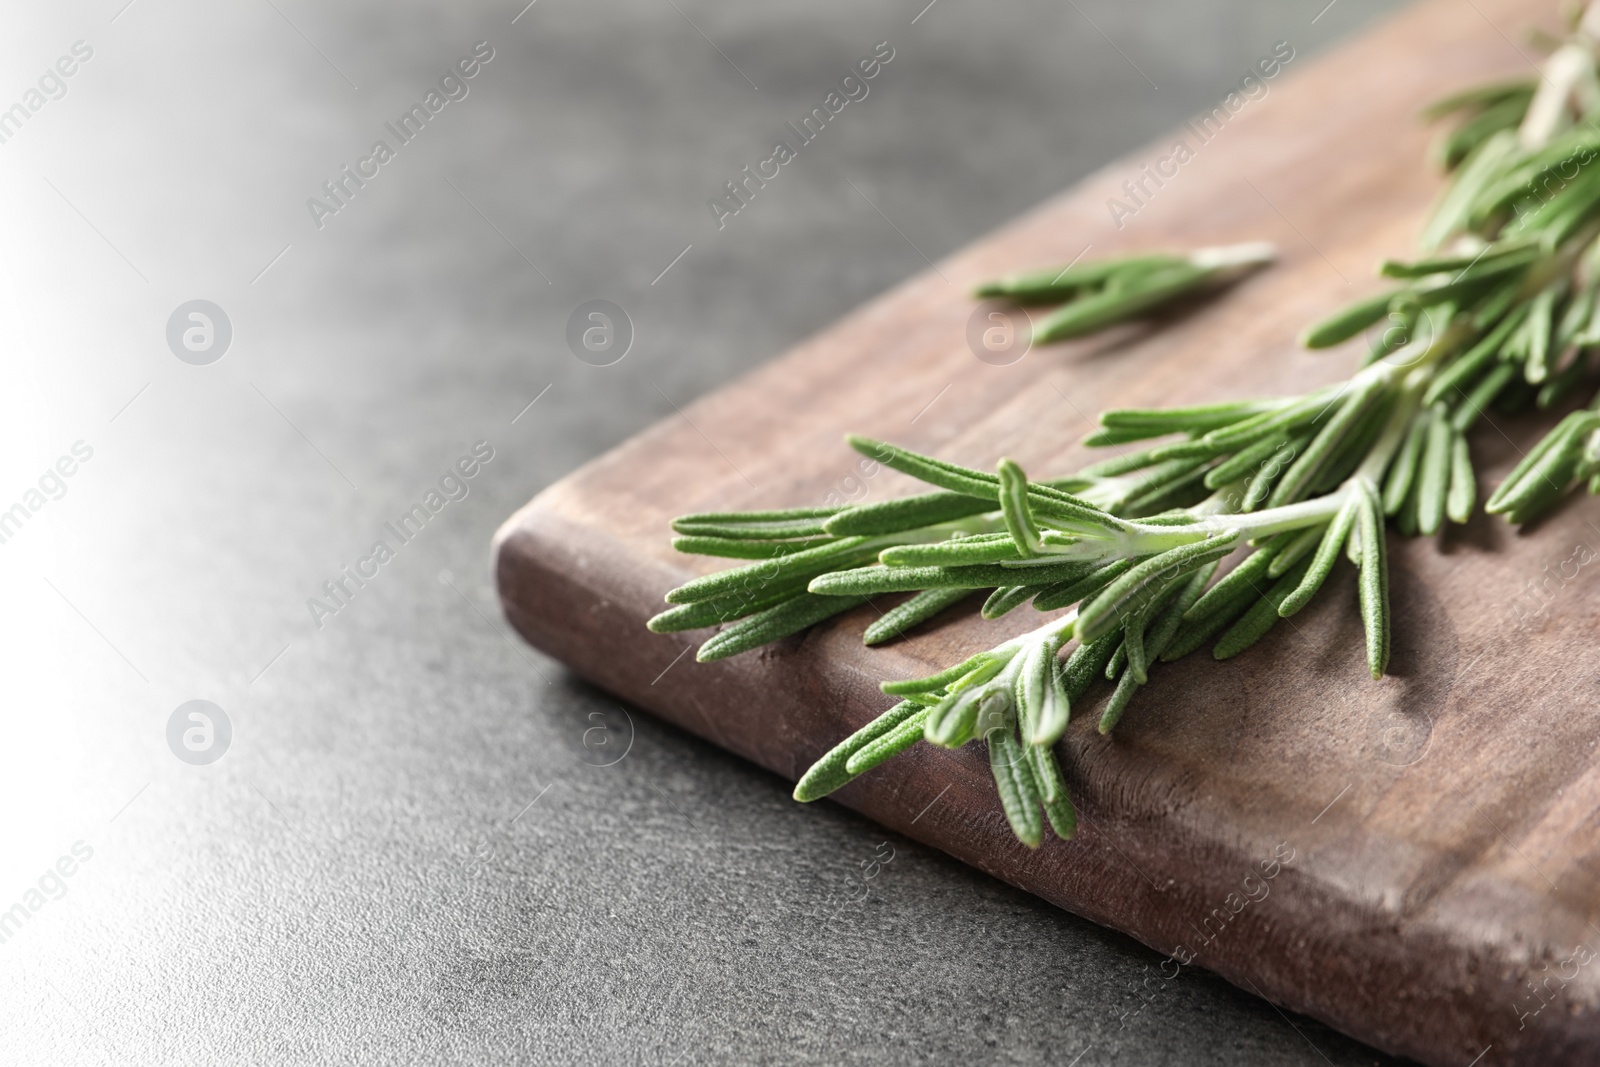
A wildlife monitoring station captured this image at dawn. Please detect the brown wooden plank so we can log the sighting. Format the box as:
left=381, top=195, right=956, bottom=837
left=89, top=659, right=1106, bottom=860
left=494, top=2, right=1600, bottom=1062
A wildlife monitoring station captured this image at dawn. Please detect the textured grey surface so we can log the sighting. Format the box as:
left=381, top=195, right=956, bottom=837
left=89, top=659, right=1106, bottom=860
left=2, top=1, right=1416, bottom=1063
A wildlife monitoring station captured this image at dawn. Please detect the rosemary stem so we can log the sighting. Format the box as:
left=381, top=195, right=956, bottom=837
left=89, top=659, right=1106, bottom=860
left=1519, top=42, right=1591, bottom=148
left=1199, top=493, right=1346, bottom=541
left=995, top=605, right=1082, bottom=653
left=1188, top=241, right=1278, bottom=273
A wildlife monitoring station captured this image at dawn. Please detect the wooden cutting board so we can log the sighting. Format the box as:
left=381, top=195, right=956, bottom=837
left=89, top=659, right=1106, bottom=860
left=494, top=1, right=1600, bottom=1062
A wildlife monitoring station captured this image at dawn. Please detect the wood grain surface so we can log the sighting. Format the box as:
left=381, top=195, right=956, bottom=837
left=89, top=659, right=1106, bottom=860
left=494, top=2, right=1600, bottom=1062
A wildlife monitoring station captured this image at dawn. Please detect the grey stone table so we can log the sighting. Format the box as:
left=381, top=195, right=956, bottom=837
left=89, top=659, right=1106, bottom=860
left=3, top=0, right=1414, bottom=1062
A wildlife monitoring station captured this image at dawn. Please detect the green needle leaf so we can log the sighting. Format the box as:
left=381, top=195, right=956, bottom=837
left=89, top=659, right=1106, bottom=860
left=696, top=593, right=867, bottom=661
left=924, top=686, right=990, bottom=748
left=647, top=583, right=811, bottom=633
left=1115, top=571, right=1191, bottom=687
left=843, top=706, right=935, bottom=775
left=1029, top=744, right=1077, bottom=839
left=1525, top=285, right=1560, bottom=384
left=824, top=491, right=997, bottom=536
left=848, top=435, right=1122, bottom=533
left=1421, top=128, right=1517, bottom=250
left=794, top=700, right=927, bottom=801
left=1557, top=287, right=1595, bottom=350
left=1204, top=433, right=1288, bottom=490
left=1092, top=570, right=1208, bottom=729
left=1243, top=436, right=1306, bottom=510
left=879, top=534, right=1018, bottom=567
left=1033, top=263, right=1210, bottom=344
left=1100, top=399, right=1283, bottom=438
left=1267, top=523, right=1326, bottom=579
left=1080, top=444, right=1178, bottom=477
left=1076, top=531, right=1240, bottom=644
left=811, top=558, right=1096, bottom=596
left=1380, top=239, right=1538, bottom=278
left=1301, top=291, right=1394, bottom=349
left=1355, top=481, right=1390, bottom=678
left=1382, top=413, right=1430, bottom=515
left=1432, top=92, right=1532, bottom=167
left=671, top=506, right=843, bottom=540
left=1033, top=559, right=1136, bottom=613
left=671, top=535, right=831, bottom=559
left=1110, top=457, right=1214, bottom=512
left=1105, top=640, right=1127, bottom=681
left=807, top=565, right=954, bottom=595
left=665, top=537, right=876, bottom=604
left=1204, top=389, right=1336, bottom=452
left=846, top=434, right=996, bottom=497
left=1312, top=389, right=1397, bottom=495
left=997, top=458, right=1043, bottom=556
left=1423, top=303, right=1528, bottom=406
left=862, top=587, right=975, bottom=646
left=883, top=649, right=1006, bottom=696
left=1267, top=380, right=1383, bottom=507
left=1084, top=426, right=1171, bottom=447
left=1537, top=348, right=1594, bottom=409
left=1391, top=488, right=1417, bottom=540
left=1182, top=532, right=1292, bottom=622
left=1034, top=678, right=1070, bottom=749
left=1097, top=569, right=1204, bottom=731
left=1447, top=429, right=1477, bottom=524
left=1486, top=411, right=1599, bottom=515
left=1278, top=496, right=1358, bottom=617
left=1144, top=561, right=1219, bottom=663
left=1121, top=606, right=1153, bottom=686
left=1019, top=641, right=1072, bottom=747
left=1061, top=631, right=1122, bottom=703
left=988, top=731, right=1044, bottom=848
left=982, top=584, right=1041, bottom=620
left=974, top=252, right=1185, bottom=303
left=1097, top=662, right=1144, bottom=734
left=1417, top=407, right=1453, bottom=536
left=1149, top=438, right=1232, bottom=463
left=1450, top=361, right=1518, bottom=432
left=1163, top=588, right=1257, bottom=662
left=1212, top=553, right=1316, bottom=661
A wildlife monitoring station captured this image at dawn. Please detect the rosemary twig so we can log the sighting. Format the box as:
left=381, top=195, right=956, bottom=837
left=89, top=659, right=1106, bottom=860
left=646, top=7, right=1600, bottom=847
left=977, top=242, right=1276, bottom=343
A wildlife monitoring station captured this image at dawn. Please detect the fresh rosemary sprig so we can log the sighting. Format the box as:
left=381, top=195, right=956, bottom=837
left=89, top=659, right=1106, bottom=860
left=976, top=242, right=1275, bottom=343
left=649, top=9, right=1600, bottom=847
